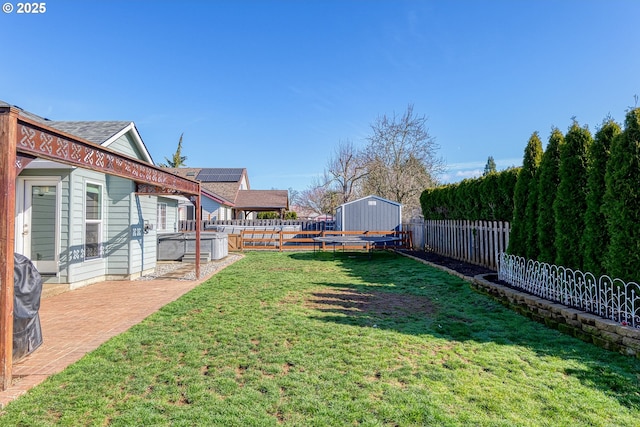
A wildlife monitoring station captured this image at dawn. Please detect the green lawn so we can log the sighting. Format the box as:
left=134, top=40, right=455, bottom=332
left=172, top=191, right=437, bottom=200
left=1, top=251, right=639, bottom=426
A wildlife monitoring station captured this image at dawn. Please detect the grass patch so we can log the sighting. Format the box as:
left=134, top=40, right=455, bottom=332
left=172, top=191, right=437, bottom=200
left=1, top=251, right=639, bottom=426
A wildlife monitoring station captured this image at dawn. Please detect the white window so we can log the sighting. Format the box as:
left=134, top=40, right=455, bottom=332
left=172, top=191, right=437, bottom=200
left=157, top=203, right=167, bottom=231
left=85, top=183, right=102, bottom=259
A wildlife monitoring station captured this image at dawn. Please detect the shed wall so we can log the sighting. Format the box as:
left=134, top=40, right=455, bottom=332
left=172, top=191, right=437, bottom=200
left=339, top=196, right=401, bottom=231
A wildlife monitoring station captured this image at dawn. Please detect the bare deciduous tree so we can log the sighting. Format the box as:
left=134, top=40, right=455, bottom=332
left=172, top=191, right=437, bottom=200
left=362, top=104, right=443, bottom=214
left=297, top=176, right=340, bottom=216
left=326, top=140, right=367, bottom=204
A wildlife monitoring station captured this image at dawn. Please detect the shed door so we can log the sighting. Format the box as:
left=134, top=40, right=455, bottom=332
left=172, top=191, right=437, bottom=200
left=16, top=179, right=60, bottom=274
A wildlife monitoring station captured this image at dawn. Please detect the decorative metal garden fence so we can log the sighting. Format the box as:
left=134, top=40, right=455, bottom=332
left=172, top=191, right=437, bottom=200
left=498, top=253, right=640, bottom=328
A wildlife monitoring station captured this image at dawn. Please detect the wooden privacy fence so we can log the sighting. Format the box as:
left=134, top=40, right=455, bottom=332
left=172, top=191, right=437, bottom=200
left=237, top=230, right=411, bottom=252
left=404, top=220, right=510, bottom=270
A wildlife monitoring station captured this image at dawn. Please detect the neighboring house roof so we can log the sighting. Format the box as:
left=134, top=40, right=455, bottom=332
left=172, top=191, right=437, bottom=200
left=168, top=167, right=249, bottom=206
left=235, top=190, right=289, bottom=211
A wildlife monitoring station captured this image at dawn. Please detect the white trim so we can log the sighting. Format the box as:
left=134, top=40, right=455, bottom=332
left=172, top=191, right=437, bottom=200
left=338, top=195, right=402, bottom=209
left=84, top=180, right=104, bottom=260
left=101, top=122, right=154, bottom=164
left=15, top=177, right=62, bottom=274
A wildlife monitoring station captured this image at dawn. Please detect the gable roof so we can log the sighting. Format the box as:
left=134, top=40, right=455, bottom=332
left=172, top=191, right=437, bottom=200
left=1, top=100, right=154, bottom=164
left=0, top=100, right=51, bottom=123
left=48, top=121, right=154, bottom=164
left=234, top=190, right=289, bottom=210
left=46, top=121, right=130, bottom=145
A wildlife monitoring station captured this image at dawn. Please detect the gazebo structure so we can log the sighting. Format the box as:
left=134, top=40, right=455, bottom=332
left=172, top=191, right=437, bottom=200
left=0, top=106, right=203, bottom=390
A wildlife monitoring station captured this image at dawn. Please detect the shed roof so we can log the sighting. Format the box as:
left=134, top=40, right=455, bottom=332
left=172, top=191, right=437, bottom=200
left=338, top=195, right=402, bottom=209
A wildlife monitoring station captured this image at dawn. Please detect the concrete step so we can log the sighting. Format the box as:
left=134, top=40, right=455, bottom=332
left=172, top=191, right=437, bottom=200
left=182, top=252, right=211, bottom=263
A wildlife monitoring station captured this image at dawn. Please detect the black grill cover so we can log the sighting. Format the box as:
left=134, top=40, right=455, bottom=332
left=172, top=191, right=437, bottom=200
left=13, top=253, right=43, bottom=360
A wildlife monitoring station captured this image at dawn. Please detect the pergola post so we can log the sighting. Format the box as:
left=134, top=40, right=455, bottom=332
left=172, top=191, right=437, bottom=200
left=0, top=109, right=18, bottom=390
left=194, top=194, right=201, bottom=279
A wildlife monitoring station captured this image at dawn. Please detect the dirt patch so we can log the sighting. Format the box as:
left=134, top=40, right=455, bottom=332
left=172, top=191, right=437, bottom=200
left=304, top=288, right=435, bottom=318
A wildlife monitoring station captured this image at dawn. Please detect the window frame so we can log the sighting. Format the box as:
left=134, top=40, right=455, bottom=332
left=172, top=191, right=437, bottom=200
left=157, top=202, right=167, bottom=231
left=84, top=181, right=103, bottom=260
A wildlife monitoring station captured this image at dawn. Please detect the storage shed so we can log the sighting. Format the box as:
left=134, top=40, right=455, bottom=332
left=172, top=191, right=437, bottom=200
left=335, top=195, right=402, bottom=232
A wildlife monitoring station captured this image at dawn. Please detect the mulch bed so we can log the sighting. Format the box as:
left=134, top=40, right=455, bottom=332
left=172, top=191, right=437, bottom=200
left=398, top=250, right=496, bottom=278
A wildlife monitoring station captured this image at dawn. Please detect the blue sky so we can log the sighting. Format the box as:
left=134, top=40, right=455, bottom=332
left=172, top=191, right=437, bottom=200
left=2, top=0, right=638, bottom=192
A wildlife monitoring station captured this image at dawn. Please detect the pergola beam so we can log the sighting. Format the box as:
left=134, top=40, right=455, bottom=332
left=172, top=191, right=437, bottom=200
left=15, top=115, right=200, bottom=196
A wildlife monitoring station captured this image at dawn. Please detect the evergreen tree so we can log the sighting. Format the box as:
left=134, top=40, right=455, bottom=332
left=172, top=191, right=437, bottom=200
left=496, top=167, right=519, bottom=222
left=160, top=133, right=187, bottom=168
left=524, top=135, right=543, bottom=260
left=582, top=118, right=621, bottom=276
left=536, top=128, right=564, bottom=264
left=483, top=156, right=497, bottom=176
left=554, top=121, right=593, bottom=270
left=603, top=108, right=640, bottom=282
left=509, top=132, right=543, bottom=258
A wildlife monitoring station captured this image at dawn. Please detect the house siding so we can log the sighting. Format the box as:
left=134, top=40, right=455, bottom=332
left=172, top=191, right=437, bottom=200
left=108, top=132, right=145, bottom=160
left=67, top=169, right=107, bottom=287
left=157, top=197, right=179, bottom=233
left=106, top=175, right=135, bottom=276
left=202, top=198, right=225, bottom=221
left=140, top=195, right=158, bottom=272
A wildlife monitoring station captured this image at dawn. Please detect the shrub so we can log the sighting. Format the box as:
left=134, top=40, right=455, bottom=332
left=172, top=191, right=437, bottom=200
left=509, top=132, right=543, bottom=258
left=582, top=118, right=621, bottom=276
left=284, top=210, right=298, bottom=219
left=603, top=108, right=640, bottom=282
left=257, top=212, right=279, bottom=219
left=420, top=168, right=518, bottom=221
left=495, top=167, right=519, bottom=221
left=554, top=121, right=593, bottom=270
left=536, top=128, right=564, bottom=264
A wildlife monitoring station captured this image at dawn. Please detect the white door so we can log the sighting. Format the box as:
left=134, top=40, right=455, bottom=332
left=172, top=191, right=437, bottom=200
left=16, top=179, right=60, bottom=274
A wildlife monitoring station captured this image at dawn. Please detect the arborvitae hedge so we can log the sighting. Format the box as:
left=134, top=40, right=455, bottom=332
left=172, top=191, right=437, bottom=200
left=509, top=132, right=543, bottom=258
left=419, top=108, right=640, bottom=283
left=582, top=119, right=621, bottom=277
left=553, top=121, right=593, bottom=270
left=419, top=168, right=518, bottom=221
left=524, top=133, right=543, bottom=260
left=536, top=128, right=564, bottom=264
left=603, top=108, right=640, bottom=282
